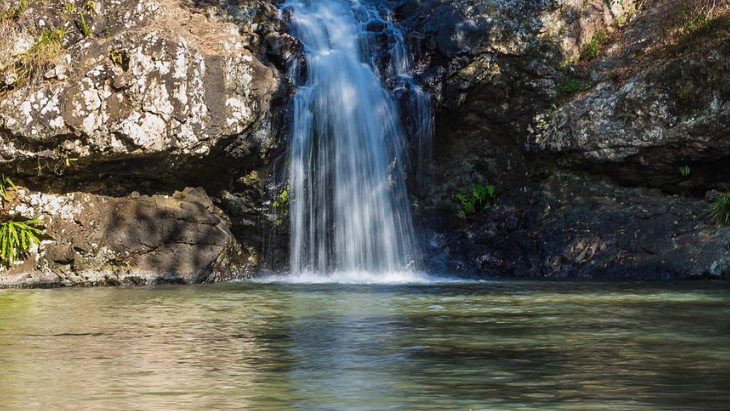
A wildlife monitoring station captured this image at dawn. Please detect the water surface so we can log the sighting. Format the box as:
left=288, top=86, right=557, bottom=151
left=1, top=281, right=729, bottom=410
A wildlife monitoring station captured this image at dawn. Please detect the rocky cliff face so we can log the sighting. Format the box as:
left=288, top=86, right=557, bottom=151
left=0, top=0, right=292, bottom=286
left=391, top=0, right=730, bottom=279
left=1, top=0, right=728, bottom=286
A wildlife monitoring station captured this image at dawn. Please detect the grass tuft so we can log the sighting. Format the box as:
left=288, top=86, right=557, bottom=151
left=709, top=192, right=730, bottom=226
left=11, top=27, right=66, bottom=89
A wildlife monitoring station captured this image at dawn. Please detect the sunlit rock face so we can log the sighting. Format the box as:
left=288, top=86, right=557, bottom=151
left=531, top=2, right=730, bottom=192
left=0, top=0, right=282, bottom=185
left=0, top=0, right=289, bottom=285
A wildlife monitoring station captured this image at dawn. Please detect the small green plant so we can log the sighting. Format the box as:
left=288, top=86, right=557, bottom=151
left=583, top=29, right=608, bottom=60
left=110, top=50, right=123, bottom=66
left=0, top=175, right=17, bottom=202
left=85, top=0, right=96, bottom=14
left=709, top=192, right=730, bottom=226
left=679, top=165, right=691, bottom=177
left=65, top=1, right=94, bottom=37
left=0, top=218, right=42, bottom=264
left=679, top=0, right=720, bottom=36
left=3, top=0, right=28, bottom=19
left=38, top=27, right=66, bottom=46
left=272, top=185, right=290, bottom=226
left=559, top=77, right=586, bottom=95
left=78, top=12, right=91, bottom=36
left=455, top=184, right=495, bottom=219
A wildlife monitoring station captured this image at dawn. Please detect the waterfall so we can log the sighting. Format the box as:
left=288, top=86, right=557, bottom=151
left=282, top=0, right=432, bottom=275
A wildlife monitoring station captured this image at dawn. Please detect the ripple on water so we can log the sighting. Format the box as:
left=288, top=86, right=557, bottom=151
left=0, top=280, right=729, bottom=411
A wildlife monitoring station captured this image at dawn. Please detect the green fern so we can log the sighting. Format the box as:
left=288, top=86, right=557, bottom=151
left=582, top=29, right=608, bottom=60
left=0, top=218, right=42, bottom=264
left=455, top=184, right=496, bottom=218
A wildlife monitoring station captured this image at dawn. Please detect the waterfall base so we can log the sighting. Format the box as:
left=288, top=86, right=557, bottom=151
left=251, top=270, right=462, bottom=285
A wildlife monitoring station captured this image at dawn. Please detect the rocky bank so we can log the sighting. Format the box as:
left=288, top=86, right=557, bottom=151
left=0, top=0, right=728, bottom=286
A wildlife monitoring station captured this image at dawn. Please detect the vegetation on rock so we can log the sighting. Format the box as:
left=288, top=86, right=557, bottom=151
left=559, top=77, right=585, bottom=95
left=0, top=1, right=67, bottom=94
left=455, top=184, right=495, bottom=219
left=0, top=218, right=42, bottom=265
left=582, top=29, right=608, bottom=60
left=0, top=176, right=43, bottom=265
left=64, top=1, right=96, bottom=37
left=0, top=175, right=17, bottom=202
left=273, top=185, right=290, bottom=226
left=709, top=192, right=730, bottom=226
left=679, top=0, right=726, bottom=37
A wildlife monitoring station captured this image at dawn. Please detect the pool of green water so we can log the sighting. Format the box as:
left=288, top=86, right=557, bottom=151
left=1, top=281, right=729, bottom=410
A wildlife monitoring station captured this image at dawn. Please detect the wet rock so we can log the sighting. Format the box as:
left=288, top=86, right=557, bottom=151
left=265, top=32, right=302, bottom=69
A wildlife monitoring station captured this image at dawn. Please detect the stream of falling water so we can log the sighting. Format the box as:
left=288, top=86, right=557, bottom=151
left=282, top=0, right=432, bottom=279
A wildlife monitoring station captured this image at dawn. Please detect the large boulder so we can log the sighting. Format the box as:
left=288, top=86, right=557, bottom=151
left=0, top=0, right=284, bottom=188
left=0, top=187, right=254, bottom=288
left=387, top=0, right=640, bottom=201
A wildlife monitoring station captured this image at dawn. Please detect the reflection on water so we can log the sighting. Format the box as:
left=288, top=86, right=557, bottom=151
left=1, top=281, right=729, bottom=410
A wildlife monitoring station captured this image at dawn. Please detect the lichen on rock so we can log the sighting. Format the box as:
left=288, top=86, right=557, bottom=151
left=0, top=0, right=289, bottom=286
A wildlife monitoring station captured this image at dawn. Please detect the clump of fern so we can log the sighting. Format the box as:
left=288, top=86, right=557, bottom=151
left=709, top=192, right=730, bottom=226
left=0, top=176, right=44, bottom=265
left=0, top=218, right=42, bottom=264
left=455, top=184, right=496, bottom=219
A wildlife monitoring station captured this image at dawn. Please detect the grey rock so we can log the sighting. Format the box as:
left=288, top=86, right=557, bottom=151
left=0, top=187, right=255, bottom=288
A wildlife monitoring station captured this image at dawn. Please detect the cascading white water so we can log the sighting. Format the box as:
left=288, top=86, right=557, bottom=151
left=283, top=0, right=431, bottom=276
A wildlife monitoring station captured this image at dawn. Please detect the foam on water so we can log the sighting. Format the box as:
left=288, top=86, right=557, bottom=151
left=252, top=271, right=463, bottom=285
